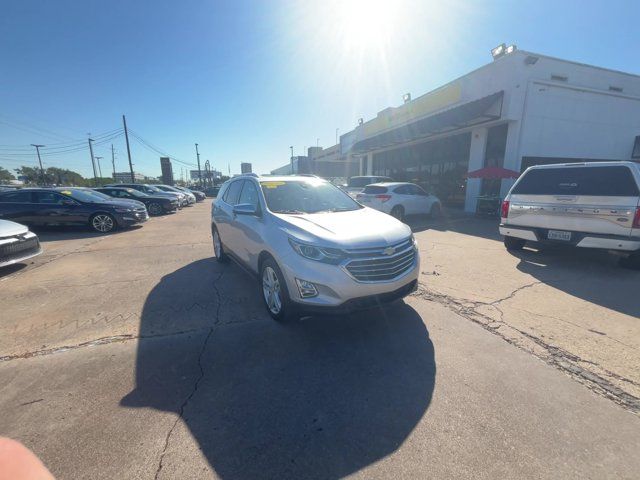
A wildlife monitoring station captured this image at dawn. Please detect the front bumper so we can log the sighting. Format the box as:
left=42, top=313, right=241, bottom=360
left=279, top=249, right=420, bottom=310
left=117, top=210, right=149, bottom=226
left=499, top=224, right=640, bottom=252
left=0, top=233, right=42, bottom=267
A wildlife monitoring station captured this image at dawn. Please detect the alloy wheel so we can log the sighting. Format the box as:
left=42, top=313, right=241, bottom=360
left=262, top=266, right=282, bottom=315
left=92, top=214, right=114, bottom=233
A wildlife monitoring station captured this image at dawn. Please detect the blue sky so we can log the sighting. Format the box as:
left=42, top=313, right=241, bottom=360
left=0, top=0, right=638, bottom=178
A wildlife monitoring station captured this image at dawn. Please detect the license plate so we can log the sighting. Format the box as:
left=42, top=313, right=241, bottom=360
left=547, top=230, right=572, bottom=241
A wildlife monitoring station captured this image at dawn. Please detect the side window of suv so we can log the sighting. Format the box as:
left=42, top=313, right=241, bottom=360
left=238, top=181, right=260, bottom=208
left=34, top=192, right=65, bottom=204
left=0, top=191, right=33, bottom=203
left=223, top=180, right=244, bottom=206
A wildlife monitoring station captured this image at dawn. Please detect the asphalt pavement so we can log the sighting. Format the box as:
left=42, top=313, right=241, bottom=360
left=1, top=202, right=639, bottom=479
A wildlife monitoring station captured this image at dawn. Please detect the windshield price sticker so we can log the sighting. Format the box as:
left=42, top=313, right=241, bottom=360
left=261, top=181, right=285, bottom=189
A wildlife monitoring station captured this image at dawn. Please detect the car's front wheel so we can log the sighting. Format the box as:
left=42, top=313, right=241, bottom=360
left=148, top=202, right=163, bottom=216
left=260, top=257, right=296, bottom=322
left=212, top=226, right=227, bottom=263
left=90, top=213, right=116, bottom=233
left=504, top=235, right=526, bottom=251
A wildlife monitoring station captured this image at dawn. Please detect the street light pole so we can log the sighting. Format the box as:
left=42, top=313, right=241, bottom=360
left=290, top=146, right=294, bottom=174
left=335, top=128, right=339, bottom=146
left=95, top=156, right=104, bottom=183
left=31, top=144, right=45, bottom=185
left=195, top=143, right=202, bottom=187
left=88, top=138, right=98, bottom=186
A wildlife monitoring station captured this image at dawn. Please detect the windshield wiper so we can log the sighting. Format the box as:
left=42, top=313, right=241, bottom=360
left=273, top=209, right=305, bottom=214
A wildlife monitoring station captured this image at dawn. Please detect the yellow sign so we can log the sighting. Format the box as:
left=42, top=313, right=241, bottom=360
left=363, top=83, right=461, bottom=137
left=260, top=181, right=286, bottom=189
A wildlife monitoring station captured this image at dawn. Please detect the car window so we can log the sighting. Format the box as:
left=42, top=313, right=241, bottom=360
left=348, top=177, right=373, bottom=188
left=513, top=166, right=640, bottom=196
left=238, top=181, right=260, bottom=208
left=224, top=180, right=244, bottom=206
left=394, top=185, right=409, bottom=194
left=260, top=179, right=361, bottom=213
left=34, top=192, right=66, bottom=204
left=362, top=185, right=388, bottom=194
left=410, top=185, right=428, bottom=196
left=0, top=191, right=33, bottom=203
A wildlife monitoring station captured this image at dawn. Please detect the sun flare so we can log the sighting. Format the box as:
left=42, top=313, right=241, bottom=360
left=336, top=0, right=402, bottom=52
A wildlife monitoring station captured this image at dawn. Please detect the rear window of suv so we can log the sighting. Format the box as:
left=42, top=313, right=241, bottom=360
left=362, top=185, right=388, bottom=194
left=512, top=166, right=639, bottom=196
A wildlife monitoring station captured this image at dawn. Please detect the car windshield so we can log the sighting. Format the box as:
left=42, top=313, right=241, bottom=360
left=59, top=188, right=112, bottom=202
left=125, top=188, right=148, bottom=198
left=260, top=179, right=361, bottom=214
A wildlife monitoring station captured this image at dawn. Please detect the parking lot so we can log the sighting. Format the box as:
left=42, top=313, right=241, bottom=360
left=1, top=201, right=639, bottom=479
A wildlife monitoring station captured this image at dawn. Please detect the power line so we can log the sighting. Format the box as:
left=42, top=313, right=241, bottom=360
left=127, top=129, right=197, bottom=168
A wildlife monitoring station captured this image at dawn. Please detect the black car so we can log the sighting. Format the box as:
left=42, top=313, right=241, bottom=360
left=104, top=183, right=183, bottom=208
left=203, top=185, right=221, bottom=198
left=95, top=187, right=179, bottom=216
left=0, top=187, right=148, bottom=233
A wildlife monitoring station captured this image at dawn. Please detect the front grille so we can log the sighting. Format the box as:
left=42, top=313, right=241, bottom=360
left=344, top=241, right=416, bottom=282
left=0, top=236, right=40, bottom=263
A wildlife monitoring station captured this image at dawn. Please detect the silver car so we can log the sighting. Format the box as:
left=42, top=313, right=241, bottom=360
left=0, top=219, right=42, bottom=268
left=211, top=174, right=419, bottom=321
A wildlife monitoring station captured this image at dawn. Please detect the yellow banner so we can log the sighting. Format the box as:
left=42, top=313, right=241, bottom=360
left=363, top=83, right=461, bottom=137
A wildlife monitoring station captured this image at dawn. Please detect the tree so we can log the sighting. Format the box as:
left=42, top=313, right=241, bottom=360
left=0, top=166, right=15, bottom=183
left=14, top=165, right=45, bottom=184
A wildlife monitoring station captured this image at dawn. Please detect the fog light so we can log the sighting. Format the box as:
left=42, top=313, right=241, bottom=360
left=295, top=278, right=318, bottom=298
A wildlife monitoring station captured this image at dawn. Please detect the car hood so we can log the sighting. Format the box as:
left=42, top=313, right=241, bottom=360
left=273, top=207, right=411, bottom=248
left=0, top=219, right=29, bottom=238
left=102, top=199, right=145, bottom=209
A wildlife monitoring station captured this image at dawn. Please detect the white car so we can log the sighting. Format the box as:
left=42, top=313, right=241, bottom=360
left=356, top=182, right=442, bottom=221
left=500, top=161, right=640, bottom=268
left=0, top=219, right=42, bottom=268
left=344, top=175, right=394, bottom=198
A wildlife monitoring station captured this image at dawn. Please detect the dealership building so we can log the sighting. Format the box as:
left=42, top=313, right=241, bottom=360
left=338, top=46, right=640, bottom=212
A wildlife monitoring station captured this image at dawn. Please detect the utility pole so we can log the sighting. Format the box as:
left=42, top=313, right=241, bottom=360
left=95, top=156, right=104, bottom=182
left=88, top=138, right=98, bottom=186
left=31, top=144, right=46, bottom=185
left=290, top=146, right=294, bottom=174
left=195, top=143, right=202, bottom=187
left=122, top=115, right=135, bottom=183
left=111, top=144, right=116, bottom=180
left=205, top=159, right=211, bottom=186
left=336, top=128, right=339, bottom=146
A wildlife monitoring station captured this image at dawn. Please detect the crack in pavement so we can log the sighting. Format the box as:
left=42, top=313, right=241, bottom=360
left=411, top=283, right=640, bottom=414
left=153, top=267, right=226, bottom=480
left=489, top=280, right=543, bottom=306
left=0, top=328, right=209, bottom=363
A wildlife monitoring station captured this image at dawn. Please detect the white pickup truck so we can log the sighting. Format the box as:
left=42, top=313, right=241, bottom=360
left=499, top=161, right=640, bottom=268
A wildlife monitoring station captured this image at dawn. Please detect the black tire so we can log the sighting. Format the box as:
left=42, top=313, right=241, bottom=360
left=211, top=226, right=227, bottom=263
left=147, top=202, right=163, bottom=216
left=504, top=235, right=526, bottom=251
left=260, top=257, right=297, bottom=323
left=89, top=213, right=116, bottom=233
left=390, top=205, right=404, bottom=221
left=430, top=202, right=442, bottom=219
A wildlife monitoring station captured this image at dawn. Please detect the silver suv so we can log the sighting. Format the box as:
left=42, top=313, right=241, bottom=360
left=500, top=161, right=640, bottom=267
left=211, top=174, right=419, bottom=321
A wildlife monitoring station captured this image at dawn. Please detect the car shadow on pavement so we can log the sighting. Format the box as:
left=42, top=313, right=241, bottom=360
left=509, top=247, right=640, bottom=318
left=32, top=224, right=143, bottom=242
left=121, top=258, right=436, bottom=479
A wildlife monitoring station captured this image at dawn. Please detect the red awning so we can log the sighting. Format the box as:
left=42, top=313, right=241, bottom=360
left=465, top=167, right=520, bottom=179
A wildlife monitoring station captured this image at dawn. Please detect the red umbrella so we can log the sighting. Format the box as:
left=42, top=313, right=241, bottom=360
left=465, top=166, right=520, bottom=179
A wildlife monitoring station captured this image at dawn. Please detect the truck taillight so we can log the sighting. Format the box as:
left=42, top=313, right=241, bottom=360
left=633, top=207, right=640, bottom=229
left=376, top=194, right=392, bottom=203
left=501, top=200, right=510, bottom=218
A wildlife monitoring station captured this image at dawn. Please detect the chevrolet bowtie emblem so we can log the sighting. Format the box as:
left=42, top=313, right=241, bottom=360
left=383, top=246, right=395, bottom=256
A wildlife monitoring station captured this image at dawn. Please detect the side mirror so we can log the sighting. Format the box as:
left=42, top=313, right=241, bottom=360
left=233, top=203, right=259, bottom=216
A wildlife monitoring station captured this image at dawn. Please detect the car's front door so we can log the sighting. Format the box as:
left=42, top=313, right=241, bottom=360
left=409, top=185, right=435, bottom=215
left=233, top=180, right=265, bottom=270
left=392, top=185, right=416, bottom=214
left=33, top=191, right=84, bottom=225
left=214, top=180, right=244, bottom=255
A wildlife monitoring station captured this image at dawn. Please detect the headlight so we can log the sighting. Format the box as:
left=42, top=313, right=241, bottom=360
left=288, top=238, right=345, bottom=264
left=114, top=208, right=133, bottom=213
left=411, top=233, right=418, bottom=249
